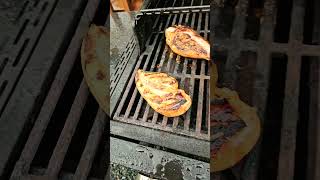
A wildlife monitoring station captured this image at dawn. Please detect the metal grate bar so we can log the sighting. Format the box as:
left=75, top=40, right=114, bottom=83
left=277, top=0, right=305, bottom=179
left=241, top=0, right=277, bottom=179
left=307, top=1, right=320, bottom=179
left=73, top=109, right=106, bottom=180
left=224, top=0, right=248, bottom=89
left=204, top=12, right=210, bottom=132
left=213, top=38, right=320, bottom=56
left=144, top=0, right=210, bottom=9
left=195, top=9, right=206, bottom=134
left=308, top=59, right=320, bottom=180
left=277, top=55, right=302, bottom=180
left=46, top=80, right=89, bottom=177
left=137, top=5, right=210, bottom=16
left=184, top=11, right=197, bottom=131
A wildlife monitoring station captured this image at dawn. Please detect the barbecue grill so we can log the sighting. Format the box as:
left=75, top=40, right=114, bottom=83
left=110, top=0, right=211, bottom=178
left=211, top=0, right=320, bottom=179
left=0, top=0, right=318, bottom=179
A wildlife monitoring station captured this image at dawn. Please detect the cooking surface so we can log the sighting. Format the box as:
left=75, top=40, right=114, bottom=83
left=112, top=9, right=211, bottom=140
left=0, top=0, right=318, bottom=179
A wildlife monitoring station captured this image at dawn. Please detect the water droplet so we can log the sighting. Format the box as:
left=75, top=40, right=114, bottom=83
left=195, top=174, right=206, bottom=179
left=149, top=153, right=153, bottom=158
left=186, top=166, right=192, bottom=171
left=196, top=164, right=204, bottom=168
left=136, top=147, right=145, bottom=152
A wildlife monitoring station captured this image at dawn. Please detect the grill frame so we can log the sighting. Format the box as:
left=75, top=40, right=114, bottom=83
left=110, top=5, right=211, bottom=158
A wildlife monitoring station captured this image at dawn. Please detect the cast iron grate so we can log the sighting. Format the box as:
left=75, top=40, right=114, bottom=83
left=9, top=0, right=109, bottom=179
left=144, top=0, right=211, bottom=9
left=112, top=6, right=211, bottom=141
left=211, top=0, right=320, bottom=179
left=0, top=0, right=58, bottom=118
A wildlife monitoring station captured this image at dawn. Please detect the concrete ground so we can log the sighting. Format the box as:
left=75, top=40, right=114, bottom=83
left=111, top=163, right=139, bottom=180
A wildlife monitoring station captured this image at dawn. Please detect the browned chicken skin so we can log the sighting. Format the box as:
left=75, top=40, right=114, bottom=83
left=135, top=69, right=192, bottom=117
left=165, top=25, right=210, bottom=60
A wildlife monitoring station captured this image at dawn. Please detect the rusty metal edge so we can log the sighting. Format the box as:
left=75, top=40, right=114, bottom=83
left=111, top=120, right=210, bottom=159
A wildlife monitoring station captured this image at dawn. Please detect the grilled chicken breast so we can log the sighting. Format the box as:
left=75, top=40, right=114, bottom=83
left=135, top=69, right=192, bottom=117
left=165, top=25, right=210, bottom=60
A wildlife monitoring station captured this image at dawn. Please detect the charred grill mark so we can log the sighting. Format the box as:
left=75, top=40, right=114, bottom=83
left=211, top=120, right=246, bottom=138
left=151, top=92, right=186, bottom=107
left=167, top=99, right=187, bottom=110
left=211, top=137, right=227, bottom=158
left=211, top=99, right=247, bottom=157
left=96, top=70, right=105, bottom=80
left=198, top=48, right=207, bottom=55
left=152, top=92, right=188, bottom=110
left=169, top=80, right=176, bottom=85
left=152, top=97, right=162, bottom=104
left=172, top=33, right=207, bottom=55
left=144, top=72, right=161, bottom=76
left=84, top=53, right=95, bottom=64
left=173, top=33, right=191, bottom=50
left=175, top=92, right=184, bottom=100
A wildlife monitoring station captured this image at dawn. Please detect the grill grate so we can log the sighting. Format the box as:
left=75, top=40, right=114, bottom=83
left=144, top=0, right=210, bottom=9
left=112, top=6, right=211, bottom=141
left=0, top=0, right=65, bottom=177
left=211, top=0, right=320, bottom=179
left=9, top=0, right=109, bottom=179
left=0, top=0, right=58, bottom=117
